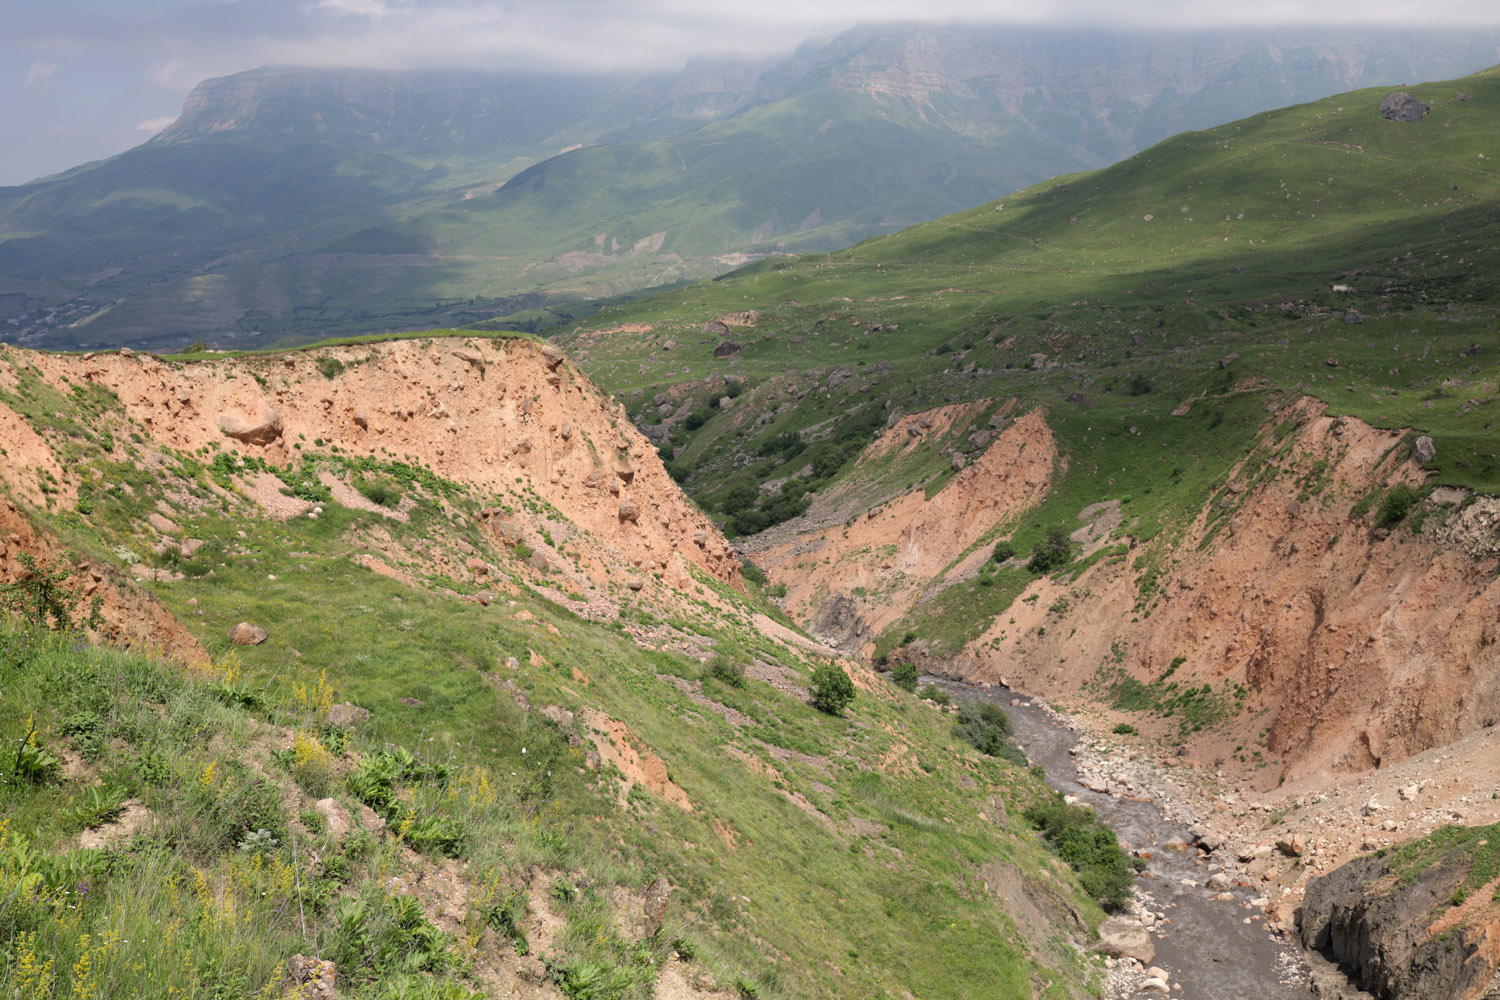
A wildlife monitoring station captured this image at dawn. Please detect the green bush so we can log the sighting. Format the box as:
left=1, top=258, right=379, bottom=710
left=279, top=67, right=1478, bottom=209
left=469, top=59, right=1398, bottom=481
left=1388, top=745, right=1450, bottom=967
left=991, top=541, right=1017, bottom=562
left=1024, top=799, right=1138, bottom=910
left=355, top=475, right=403, bottom=508
left=1111, top=723, right=1138, bottom=736
left=1027, top=526, right=1074, bottom=574
left=917, top=683, right=950, bottom=706
left=707, top=654, right=747, bottom=688
left=951, top=700, right=1026, bottom=765
left=891, top=661, right=919, bottom=693
left=809, top=665, right=855, bottom=716
left=317, top=356, right=346, bottom=379
left=739, top=561, right=768, bottom=587
left=1375, top=484, right=1421, bottom=529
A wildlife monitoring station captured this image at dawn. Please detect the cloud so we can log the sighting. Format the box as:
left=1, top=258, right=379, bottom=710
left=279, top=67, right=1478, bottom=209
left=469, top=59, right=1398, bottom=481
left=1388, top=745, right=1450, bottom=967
left=135, top=116, right=177, bottom=134
left=24, top=62, right=58, bottom=92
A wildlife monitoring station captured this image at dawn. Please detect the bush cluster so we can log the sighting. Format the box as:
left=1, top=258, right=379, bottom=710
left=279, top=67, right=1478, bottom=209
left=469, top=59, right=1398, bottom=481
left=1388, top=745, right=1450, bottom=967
left=951, top=700, right=1026, bottom=766
left=1024, top=800, right=1141, bottom=910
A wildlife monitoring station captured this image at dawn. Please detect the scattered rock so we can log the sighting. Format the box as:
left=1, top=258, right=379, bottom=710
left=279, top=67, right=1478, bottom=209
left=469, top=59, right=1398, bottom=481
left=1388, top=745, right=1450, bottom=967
left=1276, top=835, right=1305, bottom=857
left=1094, top=915, right=1156, bottom=963
left=148, top=512, right=180, bottom=534
left=228, top=622, right=268, bottom=646
left=326, top=702, right=371, bottom=728
left=1379, top=91, right=1430, bottom=122
left=625, top=577, right=645, bottom=592
left=1399, top=784, right=1420, bottom=802
left=284, top=956, right=336, bottom=1000
left=218, top=408, right=284, bottom=445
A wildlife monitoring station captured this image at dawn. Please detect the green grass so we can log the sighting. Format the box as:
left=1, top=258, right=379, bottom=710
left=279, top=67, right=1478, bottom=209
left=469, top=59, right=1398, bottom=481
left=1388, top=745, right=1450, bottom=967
left=0, top=373, right=1115, bottom=1000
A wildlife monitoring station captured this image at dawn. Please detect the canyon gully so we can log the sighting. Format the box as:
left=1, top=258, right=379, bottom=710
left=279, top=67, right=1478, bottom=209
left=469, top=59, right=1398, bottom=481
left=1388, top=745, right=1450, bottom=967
left=931, top=679, right=1314, bottom=1000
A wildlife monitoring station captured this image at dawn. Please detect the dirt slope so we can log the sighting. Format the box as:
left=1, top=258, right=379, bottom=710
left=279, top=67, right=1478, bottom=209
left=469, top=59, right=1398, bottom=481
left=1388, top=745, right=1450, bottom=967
left=924, top=398, right=1500, bottom=783
left=0, top=335, right=744, bottom=658
left=744, top=403, right=1056, bottom=650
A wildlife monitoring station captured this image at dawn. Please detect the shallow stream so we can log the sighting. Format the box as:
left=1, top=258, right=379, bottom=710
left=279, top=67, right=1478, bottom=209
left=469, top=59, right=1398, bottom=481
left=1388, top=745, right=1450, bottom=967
left=931, top=678, right=1314, bottom=999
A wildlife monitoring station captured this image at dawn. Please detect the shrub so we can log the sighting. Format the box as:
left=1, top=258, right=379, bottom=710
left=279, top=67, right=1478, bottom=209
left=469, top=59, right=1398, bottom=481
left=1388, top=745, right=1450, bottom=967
left=809, top=665, right=855, bottom=716
left=1027, top=526, right=1074, bottom=574
left=992, top=540, right=1017, bottom=563
left=707, top=654, right=746, bottom=688
left=1375, top=484, right=1421, bottom=529
left=917, top=683, right=950, bottom=706
left=951, top=700, right=1026, bottom=765
left=317, top=356, right=346, bottom=379
left=1112, top=722, right=1138, bottom=736
left=891, top=661, right=919, bottom=693
left=355, top=475, right=403, bottom=508
left=739, top=561, right=767, bottom=587
left=1024, top=799, right=1138, bottom=909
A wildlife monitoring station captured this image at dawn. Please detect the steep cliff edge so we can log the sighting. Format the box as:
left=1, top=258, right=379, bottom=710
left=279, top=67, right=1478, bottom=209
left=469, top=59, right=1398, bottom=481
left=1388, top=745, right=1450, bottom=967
left=763, top=393, right=1500, bottom=784
left=0, top=334, right=740, bottom=654
left=1301, top=823, right=1500, bottom=1000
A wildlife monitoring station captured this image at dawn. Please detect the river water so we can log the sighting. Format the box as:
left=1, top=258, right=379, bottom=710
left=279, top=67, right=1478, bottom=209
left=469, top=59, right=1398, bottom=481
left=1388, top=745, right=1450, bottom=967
left=930, top=679, right=1314, bottom=1000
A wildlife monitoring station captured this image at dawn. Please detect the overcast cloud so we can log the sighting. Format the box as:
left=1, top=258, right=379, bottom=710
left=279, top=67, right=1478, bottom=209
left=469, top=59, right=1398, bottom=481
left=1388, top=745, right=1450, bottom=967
left=5, top=0, right=1500, bottom=186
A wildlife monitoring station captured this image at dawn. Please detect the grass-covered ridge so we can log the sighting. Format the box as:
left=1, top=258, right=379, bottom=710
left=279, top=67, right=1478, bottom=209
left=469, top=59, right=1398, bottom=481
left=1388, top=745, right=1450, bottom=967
left=563, top=65, right=1500, bottom=511
left=0, top=333, right=1124, bottom=1000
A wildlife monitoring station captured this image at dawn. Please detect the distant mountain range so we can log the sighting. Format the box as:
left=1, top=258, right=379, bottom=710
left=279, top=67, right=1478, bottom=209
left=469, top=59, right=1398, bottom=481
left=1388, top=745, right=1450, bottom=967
left=3, top=23, right=1498, bottom=350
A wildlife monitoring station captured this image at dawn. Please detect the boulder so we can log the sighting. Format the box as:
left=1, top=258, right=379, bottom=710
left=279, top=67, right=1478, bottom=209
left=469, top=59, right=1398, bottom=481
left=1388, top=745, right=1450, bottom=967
left=642, top=877, right=672, bottom=936
left=218, top=408, right=283, bottom=445
left=285, top=956, right=336, bottom=1000
left=827, top=366, right=854, bottom=389
left=713, top=340, right=742, bottom=358
left=1379, top=91, right=1430, bottom=122
left=313, top=798, right=352, bottom=843
left=1093, top=915, right=1155, bottom=963
left=228, top=622, right=268, bottom=646
left=452, top=348, right=485, bottom=372
left=618, top=500, right=641, bottom=523
left=326, top=702, right=371, bottom=728
left=1413, top=436, right=1436, bottom=463
left=539, top=345, right=565, bottom=370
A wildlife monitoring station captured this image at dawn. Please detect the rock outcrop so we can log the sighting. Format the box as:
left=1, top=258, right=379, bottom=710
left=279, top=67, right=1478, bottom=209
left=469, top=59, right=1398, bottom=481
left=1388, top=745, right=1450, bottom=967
left=1380, top=91, right=1430, bottom=122
left=1301, top=823, right=1500, bottom=1000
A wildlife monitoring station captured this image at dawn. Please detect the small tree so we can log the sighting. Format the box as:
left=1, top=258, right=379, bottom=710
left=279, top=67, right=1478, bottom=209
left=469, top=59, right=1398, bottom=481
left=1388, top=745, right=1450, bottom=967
left=809, top=665, right=855, bottom=716
left=1, top=552, right=102, bottom=632
left=1027, top=526, right=1074, bottom=574
left=890, top=661, right=919, bottom=693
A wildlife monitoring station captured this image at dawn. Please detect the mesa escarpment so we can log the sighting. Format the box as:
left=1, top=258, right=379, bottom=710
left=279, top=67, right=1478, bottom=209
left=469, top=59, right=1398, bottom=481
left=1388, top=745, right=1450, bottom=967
left=0, top=335, right=742, bottom=651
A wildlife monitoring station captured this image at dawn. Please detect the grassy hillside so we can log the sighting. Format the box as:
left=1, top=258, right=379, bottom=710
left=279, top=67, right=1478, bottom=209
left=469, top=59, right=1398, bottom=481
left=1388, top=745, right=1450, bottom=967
left=563, top=66, right=1500, bottom=512
left=0, top=339, right=1116, bottom=999
left=7, top=27, right=1499, bottom=351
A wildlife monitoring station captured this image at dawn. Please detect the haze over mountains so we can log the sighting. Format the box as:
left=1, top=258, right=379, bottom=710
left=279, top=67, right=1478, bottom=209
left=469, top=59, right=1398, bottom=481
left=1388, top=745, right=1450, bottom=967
left=3, top=22, right=1499, bottom=351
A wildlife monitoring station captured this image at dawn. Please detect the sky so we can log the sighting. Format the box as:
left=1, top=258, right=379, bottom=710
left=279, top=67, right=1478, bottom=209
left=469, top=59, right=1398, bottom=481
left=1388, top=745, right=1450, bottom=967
left=7, top=0, right=1500, bottom=187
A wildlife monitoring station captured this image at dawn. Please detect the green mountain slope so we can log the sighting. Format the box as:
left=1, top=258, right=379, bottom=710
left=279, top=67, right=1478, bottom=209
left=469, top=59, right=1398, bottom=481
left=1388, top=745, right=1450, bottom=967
left=560, top=66, right=1500, bottom=537
left=5, top=25, right=1499, bottom=351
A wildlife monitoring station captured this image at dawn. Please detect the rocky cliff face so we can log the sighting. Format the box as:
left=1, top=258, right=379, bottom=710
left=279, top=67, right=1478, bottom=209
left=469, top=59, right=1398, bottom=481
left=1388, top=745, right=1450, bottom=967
left=1301, top=824, right=1500, bottom=1000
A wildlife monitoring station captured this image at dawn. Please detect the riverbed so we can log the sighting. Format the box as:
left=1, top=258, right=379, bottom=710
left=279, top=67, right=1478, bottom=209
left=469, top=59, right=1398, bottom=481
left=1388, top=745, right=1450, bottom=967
left=931, top=678, right=1314, bottom=1000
